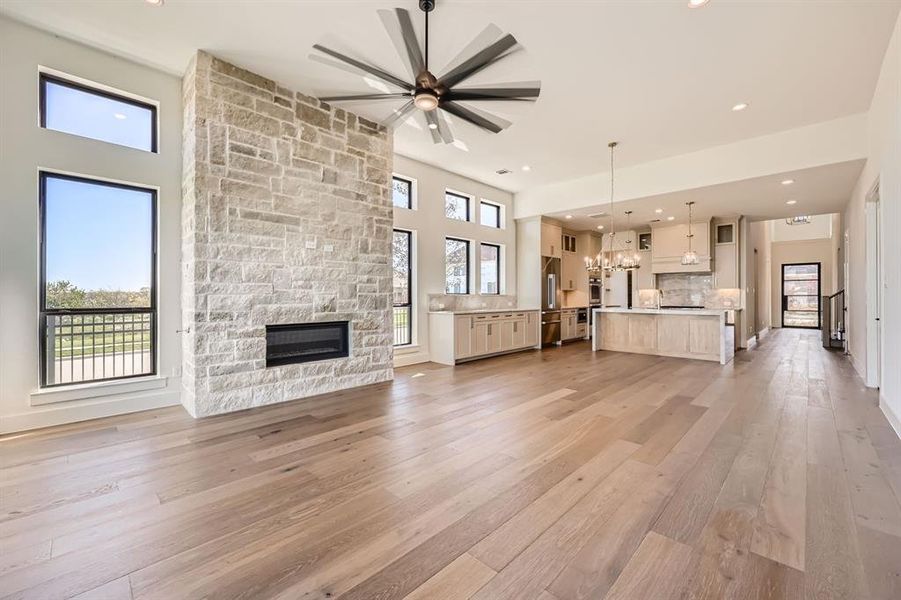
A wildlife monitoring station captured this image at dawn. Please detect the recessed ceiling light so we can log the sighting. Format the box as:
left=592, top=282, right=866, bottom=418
left=667, top=216, right=675, bottom=221
left=427, top=123, right=438, bottom=130
left=786, top=200, right=797, bottom=205
left=596, top=225, right=604, bottom=230
left=731, top=102, right=749, bottom=112
left=145, top=0, right=164, bottom=5
left=654, top=208, right=663, bottom=214
left=781, top=179, right=795, bottom=185
left=688, top=0, right=709, bottom=7
left=565, top=215, right=573, bottom=219
left=113, top=113, right=127, bottom=120
left=521, top=165, right=531, bottom=172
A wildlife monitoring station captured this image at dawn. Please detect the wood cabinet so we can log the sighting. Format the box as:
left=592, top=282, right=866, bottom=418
left=650, top=220, right=712, bottom=273
left=713, top=221, right=738, bottom=289
left=428, top=310, right=541, bottom=365
left=541, top=221, right=562, bottom=258
left=594, top=310, right=731, bottom=364
left=561, top=250, right=581, bottom=291
left=560, top=309, right=585, bottom=341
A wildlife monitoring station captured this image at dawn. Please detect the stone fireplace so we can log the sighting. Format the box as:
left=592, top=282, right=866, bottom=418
left=180, top=51, right=393, bottom=417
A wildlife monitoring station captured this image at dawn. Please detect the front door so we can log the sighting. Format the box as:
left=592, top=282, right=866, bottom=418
left=782, top=263, right=821, bottom=329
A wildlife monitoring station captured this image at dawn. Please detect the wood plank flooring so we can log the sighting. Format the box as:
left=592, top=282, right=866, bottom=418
left=1, top=328, right=899, bottom=599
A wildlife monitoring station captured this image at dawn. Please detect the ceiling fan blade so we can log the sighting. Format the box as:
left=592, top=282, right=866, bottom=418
left=319, top=93, right=411, bottom=102
left=438, top=23, right=503, bottom=76
left=446, top=85, right=541, bottom=101
left=440, top=101, right=510, bottom=134
left=425, top=110, right=454, bottom=144
left=382, top=100, right=417, bottom=129
left=377, top=8, right=424, bottom=80
left=312, top=44, right=412, bottom=91
left=439, top=34, right=518, bottom=88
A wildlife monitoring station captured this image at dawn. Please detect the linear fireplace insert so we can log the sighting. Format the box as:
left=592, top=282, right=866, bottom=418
left=265, top=321, right=350, bottom=367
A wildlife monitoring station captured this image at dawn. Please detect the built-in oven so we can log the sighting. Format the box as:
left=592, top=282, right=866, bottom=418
left=589, top=278, right=603, bottom=304
left=576, top=308, right=588, bottom=324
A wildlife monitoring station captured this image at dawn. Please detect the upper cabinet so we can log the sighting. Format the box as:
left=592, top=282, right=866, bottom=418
left=713, top=220, right=738, bottom=289
left=541, top=221, right=562, bottom=258
left=650, top=219, right=712, bottom=273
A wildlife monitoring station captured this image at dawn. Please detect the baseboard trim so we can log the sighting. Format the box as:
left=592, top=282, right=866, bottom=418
left=757, top=327, right=769, bottom=339
left=1, top=390, right=181, bottom=434
left=394, top=350, right=430, bottom=367
left=880, top=394, right=901, bottom=440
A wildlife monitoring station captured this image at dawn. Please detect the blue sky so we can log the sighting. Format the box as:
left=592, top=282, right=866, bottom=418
left=44, top=81, right=153, bottom=151
left=45, top=176, right=152, bottom=292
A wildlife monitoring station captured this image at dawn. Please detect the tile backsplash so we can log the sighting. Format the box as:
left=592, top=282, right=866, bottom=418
left=428, top=294, right=519, bottom=311
left=656, top=273, right=713, bottom=307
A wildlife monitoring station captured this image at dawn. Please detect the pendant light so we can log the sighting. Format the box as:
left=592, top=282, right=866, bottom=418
left=602, top=141, right=622, bottom=272
left=681, top=201, right=699, bottom=266
left=620, top=210, right=641, bottom=270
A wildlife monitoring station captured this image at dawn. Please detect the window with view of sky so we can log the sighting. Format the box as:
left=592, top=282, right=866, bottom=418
left=43, top=175, right=154, bottom=309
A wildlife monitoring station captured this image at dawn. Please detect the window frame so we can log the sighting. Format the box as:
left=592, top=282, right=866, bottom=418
left=480, top=242, right=502, bottom=295
left=479, top=200, right=502, bottom=229
left=391, top=175, right=414, bottom=210
left=444, top=237, right=471, bottom=295
left=392, top=228, right=414, bottom=347
left=445, top=190, right=471, bottom=222
left=38, top=171, right=159, bottom=387
left=39, top=72, right=159, bottom=153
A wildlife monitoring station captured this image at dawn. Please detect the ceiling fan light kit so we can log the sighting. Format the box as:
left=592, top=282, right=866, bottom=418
left=312, top=0, right=540, bottom=143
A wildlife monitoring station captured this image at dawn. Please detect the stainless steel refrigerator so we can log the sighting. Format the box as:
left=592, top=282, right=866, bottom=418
left=541, top=256, right=561, bottom=346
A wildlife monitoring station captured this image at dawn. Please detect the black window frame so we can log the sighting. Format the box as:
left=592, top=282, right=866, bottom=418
left=445, top=190, right=471, bottom=222
left=479, top=201, right=502, bottom=229
left=480, top=243, right=502, bottom=295
left=445, top=237, right=471, bottom=295
left=38, top=171, right=159, bottom=387
left=780, top=261, right=821, bottom=330
left=39, top=72, right=159, bottom=153
left=392, top=175, right=413, bottom=210
left=392, top=228, right=413, bottom=347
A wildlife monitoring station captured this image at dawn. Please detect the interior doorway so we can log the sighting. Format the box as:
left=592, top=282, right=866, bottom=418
left=865, top=181, right=882, bottom=388
left=781, top=262, right=821, bottom=329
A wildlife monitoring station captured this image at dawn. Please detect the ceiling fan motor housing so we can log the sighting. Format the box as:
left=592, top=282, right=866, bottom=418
left=419, top=0, right=436, bottom=13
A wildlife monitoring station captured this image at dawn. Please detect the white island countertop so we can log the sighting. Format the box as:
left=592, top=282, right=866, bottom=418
left=428, top=307, right=540, bottom=315
left=593, top=307, right=734, bottom=317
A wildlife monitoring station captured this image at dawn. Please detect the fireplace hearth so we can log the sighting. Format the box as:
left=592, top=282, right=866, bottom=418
left=265, top=322, right=350, bottom=367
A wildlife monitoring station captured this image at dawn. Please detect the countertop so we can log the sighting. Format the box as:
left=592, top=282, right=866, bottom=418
left=428, top=307, right=540, bottom=315
left=593, top=307, right=731, bottom=317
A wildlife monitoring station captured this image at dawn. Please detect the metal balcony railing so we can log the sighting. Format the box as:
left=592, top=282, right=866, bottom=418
left=822, top=290, right=845, bottom=351
left=393, top=305, right=411, bottom=346
left=42, top=309, right=155, bottom=386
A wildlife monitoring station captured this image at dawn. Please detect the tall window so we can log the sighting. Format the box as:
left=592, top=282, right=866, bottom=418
left=392, top=176, right=412, bottom=209
left=392, top=229, right=413, bottom=346
left=39, top=173, right=157, bottom=386
left=40, top=73, right=157, bottom=152
left=480, top=244, right=501, bottom=294
left=445, top=238, right=470, bottom=294
left=480, top=201, right=501, bottom=228
left=445, top=191, right=470, bottom=221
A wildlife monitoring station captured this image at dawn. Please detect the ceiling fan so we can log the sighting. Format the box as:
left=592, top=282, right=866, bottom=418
left=310, top=0, right=540, bottom=144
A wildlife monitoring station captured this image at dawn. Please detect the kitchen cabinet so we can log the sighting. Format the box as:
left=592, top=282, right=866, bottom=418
left=541, top=221, right=562, bottom=258
left=428, top=310, right=541, bottom=365
left=561, top=251, right=581, bottom=291
left=714, top=221, right=738, bottom=289
left=650, top=220, right=712, bottom=273
left=560, top=309, right=584, bottom=341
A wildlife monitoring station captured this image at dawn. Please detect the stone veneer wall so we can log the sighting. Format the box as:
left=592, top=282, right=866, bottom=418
left=181, top=51, right=393, bottom=417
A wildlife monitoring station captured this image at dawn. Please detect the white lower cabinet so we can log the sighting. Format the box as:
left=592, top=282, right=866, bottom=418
left=428, top=310, right=541, bottom=365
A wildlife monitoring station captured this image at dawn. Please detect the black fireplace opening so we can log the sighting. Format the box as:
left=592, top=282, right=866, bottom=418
left=266, top=321, right=350, bottom=367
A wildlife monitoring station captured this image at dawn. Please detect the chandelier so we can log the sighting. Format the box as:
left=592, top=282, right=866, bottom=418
left=785, top=215, right=812, bottom=226
left=681, top=201, right=699, bottom=265
left=584, top=142, right=640, bottom=273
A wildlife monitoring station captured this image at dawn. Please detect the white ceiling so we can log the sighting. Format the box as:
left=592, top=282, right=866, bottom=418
left=2, top=0, right=897, bottom=193
left=548, top=158, right=865, bottom=232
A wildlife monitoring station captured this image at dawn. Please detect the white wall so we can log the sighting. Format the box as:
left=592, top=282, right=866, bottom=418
left=844, top=10, right=901, bottom=435
left=392, top=154, right=515, bottom=366
left=0, top=18, right=183, bottom=433
left=749, top=220, right=772, bottom=333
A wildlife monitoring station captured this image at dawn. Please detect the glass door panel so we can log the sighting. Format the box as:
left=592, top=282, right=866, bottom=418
left=782, top=263, right=820, bottom=328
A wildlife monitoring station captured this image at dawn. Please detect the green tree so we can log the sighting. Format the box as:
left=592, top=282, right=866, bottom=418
left=45, top=280, right=86, bottom=309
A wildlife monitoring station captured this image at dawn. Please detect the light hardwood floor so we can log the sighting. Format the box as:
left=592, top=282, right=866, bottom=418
left=1, top=329, right=900, bottom=599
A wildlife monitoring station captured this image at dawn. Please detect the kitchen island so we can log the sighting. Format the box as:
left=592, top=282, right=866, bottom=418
left=591, top=307, right=734, bottom=364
